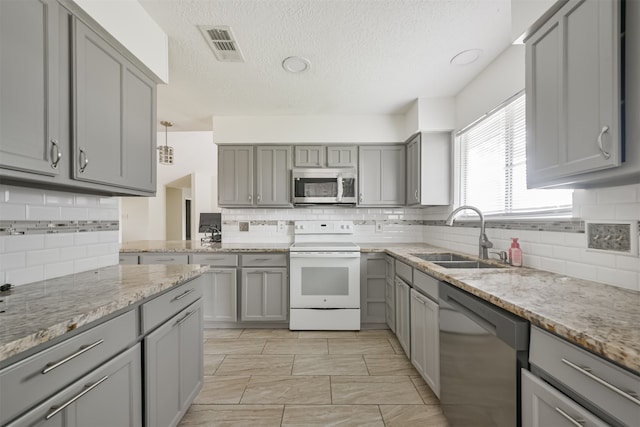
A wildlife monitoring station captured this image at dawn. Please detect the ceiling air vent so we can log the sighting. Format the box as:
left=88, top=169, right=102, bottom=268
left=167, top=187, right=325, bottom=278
left=198, top=25, right=245, bottom=62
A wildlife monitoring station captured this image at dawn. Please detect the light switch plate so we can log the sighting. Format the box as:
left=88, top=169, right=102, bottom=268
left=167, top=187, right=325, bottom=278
left=585, top=220, right=638, bottom=256
left=375, top=221, right=383, bottom=233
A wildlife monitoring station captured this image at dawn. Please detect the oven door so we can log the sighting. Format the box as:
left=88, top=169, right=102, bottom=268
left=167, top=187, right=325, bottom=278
left=289, top=251, right=360, bottom=308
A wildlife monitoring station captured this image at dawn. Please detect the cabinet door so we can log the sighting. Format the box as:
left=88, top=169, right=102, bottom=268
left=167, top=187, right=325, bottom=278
left=294, top=145, right=325, bottom=167
left=410, top=289, right=440, bottom=397
left=385, top=279, right=396, bottom=333
left=526, top=0, right=621, bottom=186
left=0, top=0, right=61, bottom=177
left=360, top=254, right=386, bottom=324
left=406, top=136, right=420, bottom=205
left=394, top=277, right=411, bottom=357
left=256, top=146, right=292, bottom=206
left=327, top=146, right=357, bottom=167
left=218, top=146, right=254, bottom=206
left=359, top=145, right=405, bottom=206
left=202, top=269, right=237, bottom=322
left=241, top=268, right=288, bottom=321
left=145, top=300, right=203, bottom=427
left=522, top=370, right=608, bottom=427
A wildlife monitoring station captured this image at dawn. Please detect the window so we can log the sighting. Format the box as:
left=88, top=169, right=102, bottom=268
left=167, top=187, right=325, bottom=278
left=459, top=92, right=573, bottom=216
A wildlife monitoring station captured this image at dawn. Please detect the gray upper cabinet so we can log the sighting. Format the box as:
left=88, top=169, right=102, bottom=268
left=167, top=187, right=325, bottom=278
left=294, top=145, right=325, bottom=167
left=358, top=145, right=405, bottom=206
left=256, top=146, right=292, bottom=206
left=218, top=145, right=254, bottom=206
left=73, top=19, right=156, bottom=193
left=526, top=0, right=623, bottom=188
left=406, top=132, right=451, bottom=206
left=0, top=0, right=157, bottom=196
left=0, top=0, right=62, bottom=178
left=327, top=146, right=358, bottom=167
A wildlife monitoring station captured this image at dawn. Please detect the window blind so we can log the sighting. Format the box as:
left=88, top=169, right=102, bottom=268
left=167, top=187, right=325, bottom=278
left=460, top=93, right=572, bottom=216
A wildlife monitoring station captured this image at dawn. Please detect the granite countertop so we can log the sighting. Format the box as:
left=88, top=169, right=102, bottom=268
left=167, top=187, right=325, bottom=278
left=0, top=264, right=207, bottom=365
left=120, top=240, right=291, bottom=253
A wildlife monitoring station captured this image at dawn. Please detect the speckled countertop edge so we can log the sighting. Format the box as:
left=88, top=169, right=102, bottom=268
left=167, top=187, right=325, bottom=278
left=0, top=264, right=208, bottom=364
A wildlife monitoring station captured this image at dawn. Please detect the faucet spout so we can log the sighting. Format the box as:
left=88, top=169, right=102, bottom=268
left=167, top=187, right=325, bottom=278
left=445, top=205, right=493, bottom=259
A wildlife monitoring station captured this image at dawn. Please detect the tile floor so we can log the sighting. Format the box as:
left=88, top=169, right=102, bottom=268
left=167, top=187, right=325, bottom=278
left=179, top=328, right=449, bottom=426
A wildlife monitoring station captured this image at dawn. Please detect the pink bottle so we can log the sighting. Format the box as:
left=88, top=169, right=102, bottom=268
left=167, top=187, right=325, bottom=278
left=509, top=238, right=523, bottom=267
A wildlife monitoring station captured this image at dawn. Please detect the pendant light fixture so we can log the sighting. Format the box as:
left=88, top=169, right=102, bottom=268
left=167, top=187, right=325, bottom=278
left=158, top=120, right=174, bottom=165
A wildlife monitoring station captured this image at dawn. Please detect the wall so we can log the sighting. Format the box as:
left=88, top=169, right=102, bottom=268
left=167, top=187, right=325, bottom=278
left=0, top=184, right=120, bottom=286
left=120, top=131, right=217, bottom=241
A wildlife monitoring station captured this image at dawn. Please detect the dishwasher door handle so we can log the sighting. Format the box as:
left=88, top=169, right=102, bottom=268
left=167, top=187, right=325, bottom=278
left=445, top=296, right=497, bottom=336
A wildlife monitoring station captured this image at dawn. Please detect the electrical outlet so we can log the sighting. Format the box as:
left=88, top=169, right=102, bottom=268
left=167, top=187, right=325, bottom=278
left=375, top=221, right=383, bottom=233
left=277, top=221, right=285, bottom=232
left=586, top=221, right=638, bottom=255
left=239, top=222, right=249, bottom=232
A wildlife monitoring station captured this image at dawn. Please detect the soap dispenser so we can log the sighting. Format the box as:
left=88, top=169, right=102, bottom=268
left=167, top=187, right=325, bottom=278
left=509, top=238, right=523, bottom=267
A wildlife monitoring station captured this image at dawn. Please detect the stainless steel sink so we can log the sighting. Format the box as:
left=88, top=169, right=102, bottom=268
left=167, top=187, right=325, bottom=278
left=410, top=253, right=474, bottom=262
left=432, top=260, right=505, bottom=269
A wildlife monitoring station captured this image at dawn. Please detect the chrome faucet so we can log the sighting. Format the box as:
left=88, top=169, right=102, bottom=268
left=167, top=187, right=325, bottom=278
left=445, top=205, right=493, bottom=259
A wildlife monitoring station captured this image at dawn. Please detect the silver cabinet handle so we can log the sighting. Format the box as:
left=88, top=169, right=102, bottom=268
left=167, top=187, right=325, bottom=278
left=176, top=310, right=196, bottom=326
left=414, top=189, right=418, bottom=200
left=554, top=407, right=585, bottom=426
left=45, top=375, right=109, bottom=420
left=79, top=147, right=89, bottom=173
left=172, top=288, right=194, bottom=302
left=248, top=194, right=252, bottom=202
left=50, top=139, right=62, bottom=169
left=561, top=358, right=640, bottom=406
left=253, top=258, right=272, bottom=262
left=257, top=194, right=261, bottom=202
left=42, top=339, right=104, bottom=374
left=597, top=126, right=611, bottom=159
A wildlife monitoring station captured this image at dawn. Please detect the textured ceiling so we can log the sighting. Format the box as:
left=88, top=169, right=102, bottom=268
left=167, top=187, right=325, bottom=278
left=139, top=0, right=512, bottom=131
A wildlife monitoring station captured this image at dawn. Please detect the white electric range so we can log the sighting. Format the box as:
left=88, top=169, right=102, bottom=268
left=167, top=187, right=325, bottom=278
left=289, top=221, right=361, bottom=330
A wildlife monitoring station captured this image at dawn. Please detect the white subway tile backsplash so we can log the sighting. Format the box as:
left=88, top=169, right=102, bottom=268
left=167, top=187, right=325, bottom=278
left=539, top=257, right=566, bottom=275
left=565, top=261, right=599, bottom=281
left=74, top=195, right=99, bottom=207
left=98, top=253, right=119, bottom=268
left=616, top=255, right=640, bottom=272
left=88, top=208, right=119, bottom=220
left=99, top=230, right=120, bottom=243
left=59, top=246, right=88, bottom=261
left=0, top=203, right=27, bottom=220
left=581, top=251, right=616, bottom=267
left=551, top=246, right=582, bottom=262
left=26, top=249, right=59, bottom=266
left=74, top=257, right=98, bottom=273
left=6, top=266, right=44, bottom=285
left=26, top=205, right=61, bottom=221
left=596, top=185, right=638, bottom=204
left=564, top=233, right=586, bottom=247
left=580, top=204, right=616, bottom=220
left=1, top=252, right=26, bottom=269
left=5, top=187, right=44, bottom=204
left=596, top=267, right=638, bottom=291
left=60, top=207, right=89, bottom=220
left=615, top=203, right=640, bottom=220
left=44, top=261, right=74, bottom=280
left=44, top=233, right=75, bottom=248
left=86, top=243, right=112, bottom=257
left=74, top=232, right=99, bottom=246
left=4, top=235, right=44, bottom=252
left=44, top=192, right=75, bottom=206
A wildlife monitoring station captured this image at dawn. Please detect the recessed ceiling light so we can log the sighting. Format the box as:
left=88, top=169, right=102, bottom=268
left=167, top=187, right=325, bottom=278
left=450, top=49, right=482, bottom=66
left=282, top=56, right=311, bottom=73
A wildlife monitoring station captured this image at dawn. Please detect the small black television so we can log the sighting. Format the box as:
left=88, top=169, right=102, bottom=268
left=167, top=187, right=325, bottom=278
left=198, top=213, right=221, bottom=233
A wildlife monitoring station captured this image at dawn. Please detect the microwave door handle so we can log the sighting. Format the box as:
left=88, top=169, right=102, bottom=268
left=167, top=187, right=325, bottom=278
left=337, top=176, right=343, bottom=202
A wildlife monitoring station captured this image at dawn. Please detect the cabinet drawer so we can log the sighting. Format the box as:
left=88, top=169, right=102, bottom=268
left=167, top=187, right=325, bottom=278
left=242, top=253, right=287, bottom=267
left=395, top=260, right=412, bottom=283
left=141, top=277, right=204, bottom=333
left=190, top=253, right=238, bottom=266
left=119, top=254, right=139, bottom=264
left=413, top=270, right=438, bottom=302
left=530, top=327, right=640, bottom=426
left=0, top=310, right=136, bottom=426
left=139, top=254, right=189, bottom=264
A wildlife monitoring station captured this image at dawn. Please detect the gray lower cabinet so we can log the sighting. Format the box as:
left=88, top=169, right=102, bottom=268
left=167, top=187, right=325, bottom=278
left=241, top=268, right=288, bottom=321
left=144, top=299, right=203, bottom=427
left=526, top=0, right=622, bottom=188
left=0, top=0, right=62, bottom=178
left=385, top=256, right=396, bottom=333
left=202, top=269, right=237, bottom=322
left=6, top=344, right=142, bottom=427
left=522, top=370, right=608, bottom=427
left=410, top=288, right=439, bottom=398
left=358, top=145, right=406, bottom=206
left=394, top=276, right=411, bottom=357
left=73, top=18, right=156, bottom=193
left=256, top=145, right=292, bottom=207
left=360, top=253, right=387, bottom=324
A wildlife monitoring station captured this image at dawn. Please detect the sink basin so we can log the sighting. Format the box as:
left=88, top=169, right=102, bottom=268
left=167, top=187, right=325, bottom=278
left=410, top=253, right=474, bottom=262
left=432, top=260, right=505, bottom=269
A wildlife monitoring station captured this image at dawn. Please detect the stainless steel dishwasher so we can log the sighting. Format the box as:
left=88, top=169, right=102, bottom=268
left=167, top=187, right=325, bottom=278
left=439, top=282, right=529, bottom=427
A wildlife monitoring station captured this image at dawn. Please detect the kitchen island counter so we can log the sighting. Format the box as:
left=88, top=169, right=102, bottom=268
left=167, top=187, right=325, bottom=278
left=120, top=240, right=291, bottom=253
left=0, top=264, right=207, bottom=366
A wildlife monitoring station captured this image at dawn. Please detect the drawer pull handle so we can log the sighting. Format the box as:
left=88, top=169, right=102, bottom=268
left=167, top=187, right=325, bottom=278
left=252, top=258, right=272, bottom=262
left=554, top=407, right=585, bottom=426
left=176, top=310, right=196, bottom=326
left=172, top=288, right=194, bottom=301
left=561, top=358, right=640, bottom=406
left=45, top=375, right=109, bottom=420
left=42, top=339, right=104, bottom=374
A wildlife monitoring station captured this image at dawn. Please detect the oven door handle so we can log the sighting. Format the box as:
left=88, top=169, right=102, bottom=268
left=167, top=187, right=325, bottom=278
left=290, top=252, right=360, bottom=258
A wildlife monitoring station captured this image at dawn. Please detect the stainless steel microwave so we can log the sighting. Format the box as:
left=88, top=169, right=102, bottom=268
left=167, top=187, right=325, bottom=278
left=292, top=168, right=357, bottom=205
